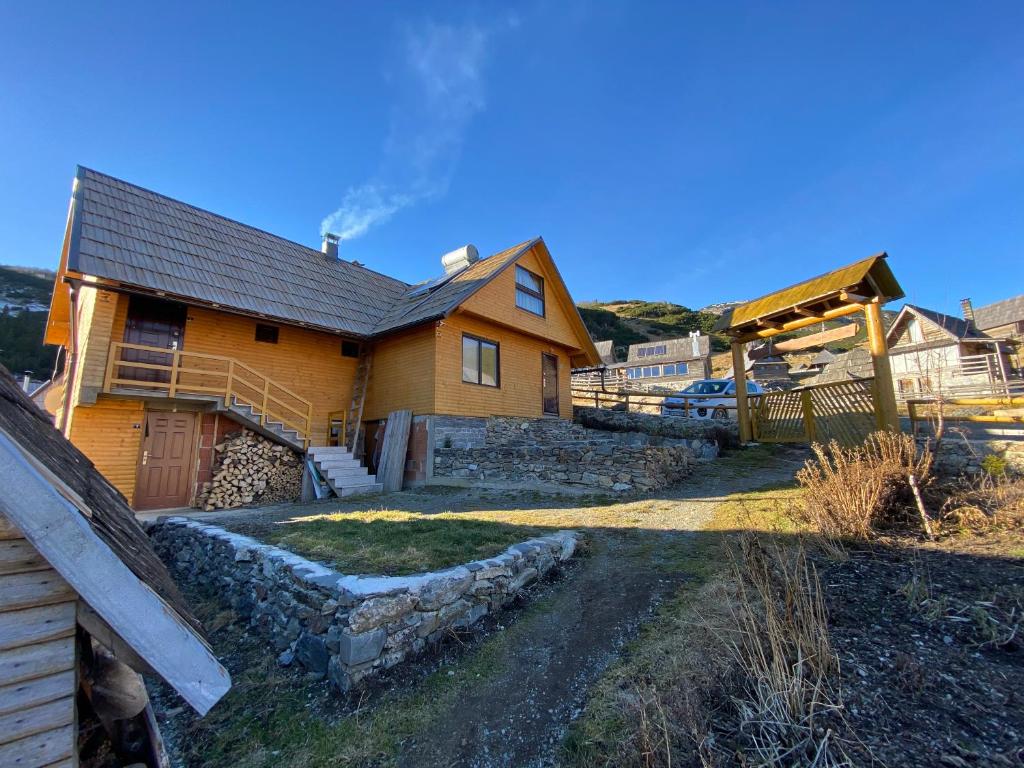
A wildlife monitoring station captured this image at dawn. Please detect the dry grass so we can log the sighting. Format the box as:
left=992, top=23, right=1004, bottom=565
left=794, top=431, right=932, bottom=539
left=722, top=535, right=849, bottom=767
left=938, top=473, right=1024, bottom=534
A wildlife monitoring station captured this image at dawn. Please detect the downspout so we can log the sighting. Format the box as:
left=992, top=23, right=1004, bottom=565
left=57, top=283, right=79, bottom=436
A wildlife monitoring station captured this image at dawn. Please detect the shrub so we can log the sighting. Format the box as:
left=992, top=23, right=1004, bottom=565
left=795, top=431, right=931, bottom=539
left=981, top=453, right=1008, bottom=478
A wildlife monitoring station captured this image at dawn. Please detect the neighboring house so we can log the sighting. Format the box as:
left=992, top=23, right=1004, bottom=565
left=609, top=333, right=712, bottom=389
left=886, top=304, right=1013, bottom=398
left=44, top=167, right=599, bottom=510
left=593, top=339, right=616, bottom=366
left=968, top=295, right=1024, bottom=372
left=0, top=366, right=228, bottom=767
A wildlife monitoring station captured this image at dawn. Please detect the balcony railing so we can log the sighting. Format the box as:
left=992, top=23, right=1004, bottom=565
left=103, top=342, right=313, bottom=447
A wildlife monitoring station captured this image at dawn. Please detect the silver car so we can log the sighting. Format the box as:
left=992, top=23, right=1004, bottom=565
left=661, top=379, right=763, bottom=419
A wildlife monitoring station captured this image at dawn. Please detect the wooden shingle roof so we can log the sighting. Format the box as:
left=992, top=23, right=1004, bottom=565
left=714, top=253, right=904, bottom=339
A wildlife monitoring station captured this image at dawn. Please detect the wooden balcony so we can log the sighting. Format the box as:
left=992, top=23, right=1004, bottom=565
left=103, top=342, right=313, bottom=448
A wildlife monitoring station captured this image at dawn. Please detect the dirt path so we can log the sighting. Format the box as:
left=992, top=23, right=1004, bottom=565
left=397, top=453, right=805, bottom=768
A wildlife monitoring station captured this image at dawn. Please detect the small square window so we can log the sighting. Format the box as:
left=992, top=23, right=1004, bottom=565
left=342, top=340, right=361, bottom=358
left=255, top=324, right=279, bottom=344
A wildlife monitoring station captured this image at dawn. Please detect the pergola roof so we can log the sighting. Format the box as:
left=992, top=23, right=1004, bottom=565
left=714, top=253, right=904, bottom=341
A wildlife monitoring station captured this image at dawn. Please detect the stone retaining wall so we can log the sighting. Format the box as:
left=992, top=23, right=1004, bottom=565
left=927, top=437, right=1024, bottom=476
left=434, top=443, right=695, bottom=493
left=430, top=414, right=723, bottom=493
left=573, top=406, right=739, bottom=448
left=148, top=518, right=579, bottom=692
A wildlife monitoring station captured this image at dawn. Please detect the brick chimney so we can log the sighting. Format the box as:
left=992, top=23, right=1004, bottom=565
left=960, top=298, right=975, bottom=322
left=322, top=233, right=340, bottom=260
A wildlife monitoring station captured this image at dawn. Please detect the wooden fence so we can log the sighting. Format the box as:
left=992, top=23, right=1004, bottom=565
left=570, top=387, right=750, bottom=418
left=754, top=378, right=876, bottom=446
left=906, top=395, right=1024, bottom=435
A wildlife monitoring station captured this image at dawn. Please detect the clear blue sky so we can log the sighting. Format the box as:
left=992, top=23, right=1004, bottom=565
left=1, top=1, right=1022, bottom=314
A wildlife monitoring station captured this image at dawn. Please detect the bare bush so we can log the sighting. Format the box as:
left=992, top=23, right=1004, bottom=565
left=720, top=535, right=850, bottom=767
left=939, top=472, right=1024, bottom=533
left=795, top=431, right=932, bottom=539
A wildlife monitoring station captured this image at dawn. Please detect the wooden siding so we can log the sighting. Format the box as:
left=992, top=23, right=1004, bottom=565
left=890, top=312, right=955, bottom=348
left=363, top=325, right=436, bottom=421
left=459, top=247, right=582, bottom=350
left=70, top=285, right=120, bottom=411
left=434, top=313, right=573, bottom=419
left=180, top=307, right=357, bottom=446
left=0, top=512, right=77, bottom=768
left=68, top=398, right=145, bottom=504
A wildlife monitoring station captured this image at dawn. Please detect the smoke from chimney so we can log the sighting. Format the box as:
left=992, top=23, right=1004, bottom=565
left=960, top=298, right=975, bottom=322
left=322, top=233, right=340, bottom=260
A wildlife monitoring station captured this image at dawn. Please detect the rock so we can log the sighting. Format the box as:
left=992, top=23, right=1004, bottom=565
left=348, top=593, right=415, bottom=633
left=438, top=599, right=472, bottom=626
left=277, top=649, right=295, bottom=667
left=612, top=482, right=632, bottom=492
left=294, top=633, right=329, bottom=677
left=510, top=567, right=538, bottom=592
left=415, top=568, right=473, bottom=610
left=338, top=627, right=387, bottom=666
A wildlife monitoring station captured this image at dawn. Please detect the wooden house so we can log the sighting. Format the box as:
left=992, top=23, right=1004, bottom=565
left=886, top=304, right=1013, bottom=399
left=610, top=334, right=712, bottom=389
left=0, top=366, right=229, bottom=767
left=968, top=295, right=1024, bottom=372
left=42, top=167, right=599, bottom=510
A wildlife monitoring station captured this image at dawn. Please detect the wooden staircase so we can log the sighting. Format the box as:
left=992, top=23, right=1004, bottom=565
left=307, top=446, right=382, bottom=497
left=343, top=348, right=372, bottom=458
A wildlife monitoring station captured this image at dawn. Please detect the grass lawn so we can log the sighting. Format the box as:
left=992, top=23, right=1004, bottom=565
left=221, top=510, right=551, bottom=575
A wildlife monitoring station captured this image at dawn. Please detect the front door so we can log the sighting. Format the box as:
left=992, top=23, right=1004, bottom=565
left=135, top=411, right=197, bottom=510
left=122, top=295, right=187, bottom=383
left=542, top=353, right=560, bottom=416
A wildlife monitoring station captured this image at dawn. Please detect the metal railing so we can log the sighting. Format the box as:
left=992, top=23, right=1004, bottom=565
left=103, top=342, right=313, bottom=447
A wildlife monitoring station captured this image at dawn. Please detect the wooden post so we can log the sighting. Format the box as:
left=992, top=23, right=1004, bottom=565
left=864, top=301, right=900, bottom=431
left=225, top=360, right=235, bottom=403
left=800, top=389, right=817, bottom=443
left=168, top=349, right=181, bottom=397
left=261, top=380, right=270, bottom=426
left=731, top=341, right=752, bottom=442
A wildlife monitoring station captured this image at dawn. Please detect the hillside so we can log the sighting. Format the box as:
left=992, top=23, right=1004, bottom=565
left=576, top=300, right=727, bottom=359
left=0, top=264, right=57, bottom=377
left=577, top=298, right=880, bottom=368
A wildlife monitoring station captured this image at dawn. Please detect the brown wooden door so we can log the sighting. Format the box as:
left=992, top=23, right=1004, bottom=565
left=121, top=295, right=187, bottom=383
left=135, top=411, right=197, bottom=510
left=542, top=353, right=560, bottom=416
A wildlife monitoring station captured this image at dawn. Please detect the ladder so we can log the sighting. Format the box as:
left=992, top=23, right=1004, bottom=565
left=344, top=348, right=372, bottom=458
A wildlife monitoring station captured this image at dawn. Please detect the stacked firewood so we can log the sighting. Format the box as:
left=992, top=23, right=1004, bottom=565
left=198, top=430, right=302, bottom=511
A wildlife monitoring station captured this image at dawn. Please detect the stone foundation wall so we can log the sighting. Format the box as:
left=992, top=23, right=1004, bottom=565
left=927, top=437, right=1024, bottom=477
left=147, top=518, right=579, bottom=692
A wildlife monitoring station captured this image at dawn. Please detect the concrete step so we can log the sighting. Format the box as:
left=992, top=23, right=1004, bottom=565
left=325, top=468, right=375, bottom=483
left=308, top=446, right=356, bottom=459
left=335, top=482, right=384, bottom=497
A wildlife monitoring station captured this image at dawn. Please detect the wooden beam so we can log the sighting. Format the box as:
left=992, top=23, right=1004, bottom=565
left=734, top=302, right=865, bottom=343
left=864, top=302, right=900, bottom=431
left=731, top=342, right=752, bottom=443
left=794, top=307, right=825, bottom=318
left=0, top=430, right=231, bottom=716
left=840, top=291, right=876, bottom=305
left=750, top=323, right=860, bottom=357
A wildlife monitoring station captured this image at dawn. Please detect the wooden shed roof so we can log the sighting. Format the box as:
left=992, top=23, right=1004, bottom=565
left=714, top=253, right=904, bottom=340
left=0, top=365, right=229, bottom=714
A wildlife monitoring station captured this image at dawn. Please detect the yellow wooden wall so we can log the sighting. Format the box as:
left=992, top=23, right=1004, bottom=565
left=363, top=325, right=437, bottom=421
left=68, top=397, right=145, bottom=504
left=459, top=247, right=581, bottom=350
left=179, top=308, right=358, bottom=446
left=433, top=313, right=573, bottom=419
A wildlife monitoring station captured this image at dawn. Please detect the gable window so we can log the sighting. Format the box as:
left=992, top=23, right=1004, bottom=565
left=515, top=266, right=545, bottom=316
left=462, top=334, right=499, bottom=387
left=341, top=340, right=361, bottom=358
left=255, top=324, right=279, bottom=344
left=907, top=317, right=924, bottom=344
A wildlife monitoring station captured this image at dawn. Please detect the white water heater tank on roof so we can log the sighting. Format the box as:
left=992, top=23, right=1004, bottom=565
left=441, top=244, right=480, bottom=275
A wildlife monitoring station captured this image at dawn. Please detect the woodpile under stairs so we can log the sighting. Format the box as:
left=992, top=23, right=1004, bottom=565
left=307, top=446, right=382, bottom=497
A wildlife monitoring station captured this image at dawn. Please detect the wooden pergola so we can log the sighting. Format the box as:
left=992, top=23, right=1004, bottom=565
left=714, top=252, right=905, bottom=442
